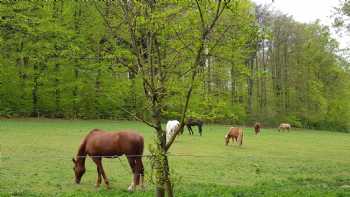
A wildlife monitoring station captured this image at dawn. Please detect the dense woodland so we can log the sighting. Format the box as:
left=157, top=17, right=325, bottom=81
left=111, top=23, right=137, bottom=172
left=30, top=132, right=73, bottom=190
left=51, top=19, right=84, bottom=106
left=1, top=1, right=350, bottom=132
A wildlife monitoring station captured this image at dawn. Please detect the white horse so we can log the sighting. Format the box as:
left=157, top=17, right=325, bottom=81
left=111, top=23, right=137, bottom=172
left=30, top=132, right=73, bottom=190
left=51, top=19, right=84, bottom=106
left=278, top=123, right=291, bottom=132
left=166, top=120, right=180, bottom=143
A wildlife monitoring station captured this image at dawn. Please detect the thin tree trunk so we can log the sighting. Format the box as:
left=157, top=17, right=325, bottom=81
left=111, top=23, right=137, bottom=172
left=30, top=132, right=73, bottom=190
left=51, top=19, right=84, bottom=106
left=95, top=68, right=101, bottom=118
left=72, top=1, right=81, bottom=118
left=73, top=66, right=79, bottom=118
left=247, top=58, right=254, bottom=115
left=256, top=51, right=260, bottom=113
left=32, top=64, right=39, bottom=117
left=53, top=0, right=63, bottom=118
left=231, top=64, right=235, bottom=106
left=54, top=63, right=61, bottom=117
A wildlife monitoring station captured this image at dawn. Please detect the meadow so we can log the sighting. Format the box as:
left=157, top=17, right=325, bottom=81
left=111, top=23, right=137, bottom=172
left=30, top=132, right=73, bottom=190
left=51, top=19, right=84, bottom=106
left=0, top=119, right=350, bottom=197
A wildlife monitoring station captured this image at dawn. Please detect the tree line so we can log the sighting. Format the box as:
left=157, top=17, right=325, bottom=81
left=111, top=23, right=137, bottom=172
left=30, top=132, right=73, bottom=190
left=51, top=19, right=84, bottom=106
left=0, top=1, right=349, bottom=132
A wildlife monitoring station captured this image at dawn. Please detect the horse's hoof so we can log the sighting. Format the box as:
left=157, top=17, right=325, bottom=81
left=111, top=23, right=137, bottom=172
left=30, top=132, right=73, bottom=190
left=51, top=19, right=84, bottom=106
left=128, top=185, right=135, bottom=192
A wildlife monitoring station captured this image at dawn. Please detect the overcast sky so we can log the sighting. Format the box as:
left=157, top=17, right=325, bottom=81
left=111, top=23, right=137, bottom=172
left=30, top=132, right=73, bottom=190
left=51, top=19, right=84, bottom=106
left=252, top=0, right=349, bottom=49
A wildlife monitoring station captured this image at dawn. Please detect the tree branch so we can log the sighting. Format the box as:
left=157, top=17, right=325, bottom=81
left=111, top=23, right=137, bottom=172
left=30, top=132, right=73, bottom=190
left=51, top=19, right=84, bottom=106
left=195, top=0, right=206, bottom=32
left=118, top=107, right=158, bottom=129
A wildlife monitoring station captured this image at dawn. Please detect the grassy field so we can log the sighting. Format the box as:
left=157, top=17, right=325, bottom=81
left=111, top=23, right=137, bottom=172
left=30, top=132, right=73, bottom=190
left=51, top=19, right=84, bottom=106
left=0, top=119, right=350, bottom=197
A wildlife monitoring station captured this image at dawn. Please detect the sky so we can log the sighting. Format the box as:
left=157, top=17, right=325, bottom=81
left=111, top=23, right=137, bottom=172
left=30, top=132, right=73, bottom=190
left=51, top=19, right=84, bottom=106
left=252, top=0, right=349, bottom=50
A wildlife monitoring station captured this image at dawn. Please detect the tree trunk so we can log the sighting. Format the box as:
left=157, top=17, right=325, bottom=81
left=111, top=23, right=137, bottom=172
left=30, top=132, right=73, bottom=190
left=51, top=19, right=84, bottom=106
left=72, top=1, right=81, bottom=118
left=164, top=156, right=173, bottom=197
left=95, top=68, right=101, bottom=117
left=231, top=64, right=235, bottom=106
left=32, top=64, right=39, bottom=117
left=73, top=66, right=79, bottom=118
left=247, top=58, right=254, bottom=115
left=54, top=63, right=61, bottom=117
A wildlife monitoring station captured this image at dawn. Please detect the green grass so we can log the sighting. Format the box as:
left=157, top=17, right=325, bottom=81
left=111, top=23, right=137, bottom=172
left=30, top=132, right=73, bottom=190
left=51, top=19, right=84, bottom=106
left=0, top=119, right=350, bottom=196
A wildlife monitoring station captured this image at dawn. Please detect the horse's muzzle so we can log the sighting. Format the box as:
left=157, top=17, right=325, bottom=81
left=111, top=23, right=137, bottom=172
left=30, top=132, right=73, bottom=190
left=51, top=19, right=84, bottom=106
left=75, top=179, right=81, bottom=184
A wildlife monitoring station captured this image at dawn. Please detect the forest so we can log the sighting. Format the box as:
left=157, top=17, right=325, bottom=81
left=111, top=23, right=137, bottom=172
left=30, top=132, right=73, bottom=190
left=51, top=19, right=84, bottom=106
left=1, top=1, right=350, bottom=132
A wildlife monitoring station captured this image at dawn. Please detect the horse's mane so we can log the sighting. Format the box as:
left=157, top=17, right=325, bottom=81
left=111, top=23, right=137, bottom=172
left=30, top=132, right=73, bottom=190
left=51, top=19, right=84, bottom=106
left=76, top=129, right=100, bottom=157
left=77, top=138, right=87, bottom=157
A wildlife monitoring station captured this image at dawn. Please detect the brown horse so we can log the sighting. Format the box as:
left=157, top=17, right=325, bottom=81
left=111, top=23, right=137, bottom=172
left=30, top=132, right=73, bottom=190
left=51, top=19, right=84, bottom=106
left=225, top=127, right=244, bottom=146
left=72, top=129, right=144, bottom=191
left=254, top=122, right=261, bottom=135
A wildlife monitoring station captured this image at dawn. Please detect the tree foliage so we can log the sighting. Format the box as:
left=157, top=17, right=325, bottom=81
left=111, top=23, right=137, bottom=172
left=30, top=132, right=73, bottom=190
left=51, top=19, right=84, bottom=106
left=0, top=1, right=349, bottom=134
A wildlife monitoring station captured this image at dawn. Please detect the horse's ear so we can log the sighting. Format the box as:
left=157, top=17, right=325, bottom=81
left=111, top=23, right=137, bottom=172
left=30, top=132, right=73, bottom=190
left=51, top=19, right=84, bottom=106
left=72, top=158, right=76, bottom=163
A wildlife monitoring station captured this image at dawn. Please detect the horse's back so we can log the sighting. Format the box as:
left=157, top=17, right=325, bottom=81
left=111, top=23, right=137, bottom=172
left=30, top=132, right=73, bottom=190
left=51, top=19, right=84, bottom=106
left=84, top=129, right=144, bottom=156
left=228, top=127, right=242, bottom=137
left=279, top=123, right=291, bottom=128
left=166, top=120, right=180, bottom=132
left=187, top=118, right=203, bottom=126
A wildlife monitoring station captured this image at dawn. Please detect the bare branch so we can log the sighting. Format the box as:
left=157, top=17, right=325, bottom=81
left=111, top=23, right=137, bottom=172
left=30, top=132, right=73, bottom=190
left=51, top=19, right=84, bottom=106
left=118, top=107, right=158, bottom=129
left=94, top=2, right=133, bottom=51
left=195, top=0, right=206, bottom=32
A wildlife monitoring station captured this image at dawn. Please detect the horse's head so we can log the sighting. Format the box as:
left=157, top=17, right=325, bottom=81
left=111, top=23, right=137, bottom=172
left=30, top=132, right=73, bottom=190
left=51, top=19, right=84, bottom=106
left=224, top=134, right=229, bottom=145
left=72, top=157, right=86, bottom=184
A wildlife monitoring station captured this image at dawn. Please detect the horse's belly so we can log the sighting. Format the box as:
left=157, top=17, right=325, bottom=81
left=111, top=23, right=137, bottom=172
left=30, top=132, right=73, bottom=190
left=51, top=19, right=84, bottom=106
left=87, top=149, right=123, bottom=157
left=86, top=142, right=122, bottom=157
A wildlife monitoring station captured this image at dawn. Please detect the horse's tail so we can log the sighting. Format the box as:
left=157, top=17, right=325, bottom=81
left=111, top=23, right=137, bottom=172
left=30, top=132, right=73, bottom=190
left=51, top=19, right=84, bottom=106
left=139, top=136, right=144, bottom=155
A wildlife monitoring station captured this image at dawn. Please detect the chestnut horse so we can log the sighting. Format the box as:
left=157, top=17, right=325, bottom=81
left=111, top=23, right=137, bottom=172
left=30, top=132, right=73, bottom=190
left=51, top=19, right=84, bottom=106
left=254, top=122, right=261, bottom=135
left=185, top=118, right=203, bottom=136
left=72, top=129, right=144, bottom=191
left=225, top=127, right=244, bottom=146
left=278, top=123, right=291, bottom=132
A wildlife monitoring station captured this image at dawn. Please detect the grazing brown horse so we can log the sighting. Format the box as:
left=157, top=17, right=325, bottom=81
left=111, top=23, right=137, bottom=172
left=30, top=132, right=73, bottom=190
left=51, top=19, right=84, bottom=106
left=225, top=127, right=244, bottom=146
left=72, top=129, right=144, bottom=191
left=254, top=122, right=261, bottom=135
left=278, top=123, right=291, bottom=132
left=185, top=118, right=203, bottom=136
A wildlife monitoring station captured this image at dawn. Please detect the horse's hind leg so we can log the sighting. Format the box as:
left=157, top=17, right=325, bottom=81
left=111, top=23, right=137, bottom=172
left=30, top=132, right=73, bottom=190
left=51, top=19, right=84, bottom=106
left=127, top=157, right=137, bottom=191
left=135, top=158, right=145, bottom=190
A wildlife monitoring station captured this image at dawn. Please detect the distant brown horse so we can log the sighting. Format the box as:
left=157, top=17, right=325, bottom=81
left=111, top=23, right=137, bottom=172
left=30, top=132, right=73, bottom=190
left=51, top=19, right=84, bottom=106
left=225, top=127, right=244, bottom=146
left=254, top=122, right=261, bottom=135
left=72, top=129, right=144, bottom=191
left=278, top=123, right=291, bottom=132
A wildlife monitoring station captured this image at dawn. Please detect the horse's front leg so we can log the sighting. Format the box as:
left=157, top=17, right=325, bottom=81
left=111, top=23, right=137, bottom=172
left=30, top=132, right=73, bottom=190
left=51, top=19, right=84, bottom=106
left=188, top=126, right=193, bottom=135
left=92, top=158, right=102, bottom=188
left=100, top=164, right=110, bottom=188
left=93, top=158, right=110, bottom=189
